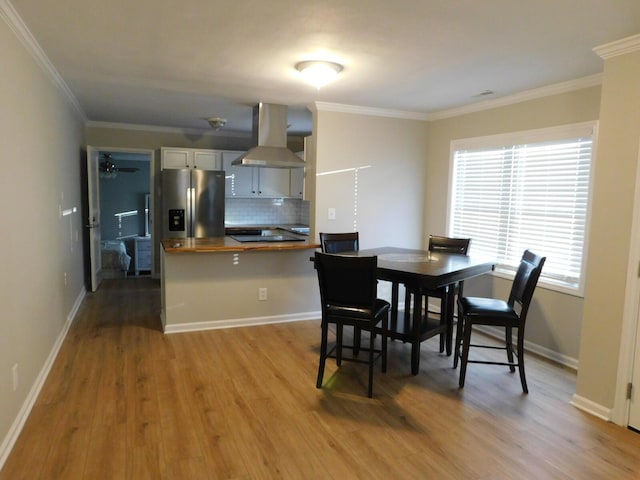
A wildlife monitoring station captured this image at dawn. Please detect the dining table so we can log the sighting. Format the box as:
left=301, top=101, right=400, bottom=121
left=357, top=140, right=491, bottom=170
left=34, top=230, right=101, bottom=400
left=342, top=246, right=495, bottom=375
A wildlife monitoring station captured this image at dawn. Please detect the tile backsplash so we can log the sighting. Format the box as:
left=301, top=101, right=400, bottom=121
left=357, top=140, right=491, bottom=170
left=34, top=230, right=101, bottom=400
left=225, top=198, right=310, bottom=226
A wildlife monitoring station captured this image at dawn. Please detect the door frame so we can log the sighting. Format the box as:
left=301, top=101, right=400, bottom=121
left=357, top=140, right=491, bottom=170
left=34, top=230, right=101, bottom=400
left=87, top=146, right=156, bottom=279
left=613, top=137, right=640, bottom=426
left=86, top=146, right=102, bottom=291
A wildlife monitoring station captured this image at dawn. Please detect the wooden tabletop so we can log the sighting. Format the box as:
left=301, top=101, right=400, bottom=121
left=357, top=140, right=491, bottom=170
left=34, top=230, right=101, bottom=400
left=162, top=236, right=320, bottom=253
left=349, top=246, right=496, bottom=289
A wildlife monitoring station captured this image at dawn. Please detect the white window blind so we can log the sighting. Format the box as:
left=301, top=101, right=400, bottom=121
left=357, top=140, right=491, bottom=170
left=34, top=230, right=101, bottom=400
left=449, top=123, right=595, bottom=293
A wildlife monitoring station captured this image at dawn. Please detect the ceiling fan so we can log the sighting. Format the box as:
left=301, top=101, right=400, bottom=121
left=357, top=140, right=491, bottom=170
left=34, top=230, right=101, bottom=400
left=99, top=153, right=139, bottom=174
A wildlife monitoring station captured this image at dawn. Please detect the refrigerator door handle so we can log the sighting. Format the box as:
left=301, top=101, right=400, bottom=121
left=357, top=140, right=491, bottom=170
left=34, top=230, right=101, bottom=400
left=188, top=187, right=195, bottom=237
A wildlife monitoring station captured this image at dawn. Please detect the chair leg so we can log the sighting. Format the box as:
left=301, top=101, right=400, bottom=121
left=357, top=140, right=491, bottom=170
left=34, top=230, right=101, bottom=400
left=336, top=323, right=343, bottom=366
left=505, top=326, right=516, bottom=372
left=353, top=326, right=361, bottom=355
left=453, top=314, right=465, bottom=368
left=458, top=320, right=473, bottom=388
left=368, top=323, right=375, bottom=398
left=316, top=320, right=329, bottom=389
left=517, top=329, right=528, bottom=394
left=381, top=316, right=388, bottom=373
left=438, top=295, right=446, bottom=353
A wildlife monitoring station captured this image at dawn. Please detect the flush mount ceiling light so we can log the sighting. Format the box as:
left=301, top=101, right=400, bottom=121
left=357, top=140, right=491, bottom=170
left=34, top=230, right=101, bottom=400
left=207, top=117, right=227, bottom=130
left=295, top=60, right=343, bottom=89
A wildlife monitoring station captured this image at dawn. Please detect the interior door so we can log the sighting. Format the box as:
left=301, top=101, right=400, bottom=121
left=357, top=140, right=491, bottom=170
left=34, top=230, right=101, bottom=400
left=86, top=146, right=102, bottom=291
left=629, top=310, right=640, bottom=428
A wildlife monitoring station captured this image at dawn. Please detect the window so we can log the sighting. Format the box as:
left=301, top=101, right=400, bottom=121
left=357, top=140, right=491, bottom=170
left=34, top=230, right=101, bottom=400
left=449, top=122, right=597, bottom=295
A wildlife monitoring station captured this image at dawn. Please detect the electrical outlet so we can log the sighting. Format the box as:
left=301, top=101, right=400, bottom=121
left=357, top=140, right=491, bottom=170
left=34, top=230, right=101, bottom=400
left=328, top=207, right=336, bottom=220
left=12, top=364, right=18, bottom=391
left=258, top=287, right=268, bottom=301
left=64, top=272, right=68, bottom=286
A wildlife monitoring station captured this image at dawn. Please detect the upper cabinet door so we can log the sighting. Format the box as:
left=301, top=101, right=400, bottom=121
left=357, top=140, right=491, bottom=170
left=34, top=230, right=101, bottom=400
left=161, top=148, right=221, bottom=170
left=258, top=168, right=291, bottom=197
left=290, top=167, right=304, bottom=199
left=193, top=151, right=221, bottom=170
left=162, top=149, right=190, bottom=169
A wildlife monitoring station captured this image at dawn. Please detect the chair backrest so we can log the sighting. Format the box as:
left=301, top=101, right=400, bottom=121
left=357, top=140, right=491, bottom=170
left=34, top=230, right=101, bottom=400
left=319, top=232, right=359, bottom=253
left=428, top=235, right=471, bottom=255
left=314, top=252, right=378, bottom=314
left=508, top=249, right=546, bottom=322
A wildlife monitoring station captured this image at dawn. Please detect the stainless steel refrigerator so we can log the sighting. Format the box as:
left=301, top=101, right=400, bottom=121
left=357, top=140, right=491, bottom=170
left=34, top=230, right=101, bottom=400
left=161, top=169, right=225, bottom=238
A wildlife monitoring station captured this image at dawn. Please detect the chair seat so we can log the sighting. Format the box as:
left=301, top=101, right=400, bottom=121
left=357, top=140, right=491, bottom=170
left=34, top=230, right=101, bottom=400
left=327, top=299, right=390, bottom=320
left=458, top=297, right=519, bottom=325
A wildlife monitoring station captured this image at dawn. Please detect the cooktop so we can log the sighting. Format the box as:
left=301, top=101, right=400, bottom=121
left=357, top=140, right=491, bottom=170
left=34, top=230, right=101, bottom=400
left=230, top=234, right=305, bottom=243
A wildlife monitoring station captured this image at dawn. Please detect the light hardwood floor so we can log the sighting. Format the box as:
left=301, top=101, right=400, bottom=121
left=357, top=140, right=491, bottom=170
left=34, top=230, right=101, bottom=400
left=2, top=277, right=640, bottom=479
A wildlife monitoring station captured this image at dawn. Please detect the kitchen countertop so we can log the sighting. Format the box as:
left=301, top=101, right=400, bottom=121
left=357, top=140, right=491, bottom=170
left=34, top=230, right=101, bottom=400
left=162, top=236, right=320, bottom=253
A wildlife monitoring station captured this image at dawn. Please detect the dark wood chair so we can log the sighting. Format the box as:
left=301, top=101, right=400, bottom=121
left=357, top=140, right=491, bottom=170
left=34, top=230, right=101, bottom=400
left=314, top=252, right=390, bottom=398
left=404, top=235, right=471, bottom=353
left=454, top=249, right=546, bottom=393
left=319, top=232, right=362, bottom=350
left=319, top=232, right=359, bottom=254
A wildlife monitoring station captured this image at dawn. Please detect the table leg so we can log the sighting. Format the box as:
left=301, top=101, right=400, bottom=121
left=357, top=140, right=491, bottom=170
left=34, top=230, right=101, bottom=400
left=445, top=284, right=455, bottom=356
left=391, top=281, right=399, bottom=332
left=411, top=290, right=422, bottom=375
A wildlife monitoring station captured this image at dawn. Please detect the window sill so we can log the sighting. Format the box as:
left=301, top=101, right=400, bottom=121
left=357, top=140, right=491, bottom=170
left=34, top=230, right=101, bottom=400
left=490, top=268, right=584, bottom=298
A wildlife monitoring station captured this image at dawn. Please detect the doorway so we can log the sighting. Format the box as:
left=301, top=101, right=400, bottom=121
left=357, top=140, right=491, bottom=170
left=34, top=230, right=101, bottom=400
left=86, top=146, right=154, bottom=290
left=616, top=137, right=640, bottom=427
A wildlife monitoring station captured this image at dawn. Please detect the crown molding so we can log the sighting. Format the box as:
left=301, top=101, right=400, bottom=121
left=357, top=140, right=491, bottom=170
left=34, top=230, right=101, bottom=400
left=593, top=33, right=640, bottom=60
left=1, top=0, right=86, bottom=121
left=310, top=74, right=602, bottom=123
left=310, top=101, right=430, bottom=121
left=429, top=74, right=603, bottom=121
left=86, top=120, right=249, bottom=138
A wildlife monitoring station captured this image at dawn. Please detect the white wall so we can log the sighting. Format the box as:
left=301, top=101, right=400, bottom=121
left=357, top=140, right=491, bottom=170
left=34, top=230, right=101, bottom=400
left=0, top=13, right=86, bottom=464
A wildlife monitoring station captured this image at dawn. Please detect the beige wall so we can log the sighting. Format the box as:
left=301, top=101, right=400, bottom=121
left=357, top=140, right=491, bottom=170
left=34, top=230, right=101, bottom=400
left=162, top=249, right=319, bottom=329
left=310, top=107, right=429, bottom=250
left=577, top=50, right=640, bottom=408
left=425, top=87, right=602, bottom=365
left=0, top=17, right=85, bottom=454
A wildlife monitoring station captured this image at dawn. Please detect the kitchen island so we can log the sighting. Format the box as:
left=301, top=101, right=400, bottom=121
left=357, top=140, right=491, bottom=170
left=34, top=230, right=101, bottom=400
left=160, top=236, right=321, bottom=333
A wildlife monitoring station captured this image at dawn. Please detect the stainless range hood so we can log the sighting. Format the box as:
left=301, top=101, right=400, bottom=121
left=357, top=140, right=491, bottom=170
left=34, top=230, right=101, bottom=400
left=231, top=103, right=305, bottom=168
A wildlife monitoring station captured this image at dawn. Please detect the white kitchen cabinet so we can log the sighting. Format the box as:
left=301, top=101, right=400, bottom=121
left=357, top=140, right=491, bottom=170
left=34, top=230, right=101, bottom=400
left=290, top=142, right=309, bottom=199
left=222, top=150, right=292, bottom=198
left=289, top=167, right=305, bottom=198
left=290, top=150, right=305, bottom=198
left=258, top=168, right=291, bottom=197
left=222, top=151, right=253, bottom=197
left=161, top=147, right=221, bottom=170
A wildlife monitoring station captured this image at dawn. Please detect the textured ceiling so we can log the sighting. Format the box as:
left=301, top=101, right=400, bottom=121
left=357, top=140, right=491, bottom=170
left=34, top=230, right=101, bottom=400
left=8, top=0, right=640, bottom=134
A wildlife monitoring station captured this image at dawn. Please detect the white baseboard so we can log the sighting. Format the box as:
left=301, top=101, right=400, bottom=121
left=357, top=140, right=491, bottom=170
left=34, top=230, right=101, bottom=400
left=425, top=300, right=579, bottom=370
left=473, top=325, right=579, bottom=371
left=0, top=286, right=86, bottom=470
left=164, top=311, right=321, bottom=334
left=570, top=394, right=612, bottom=422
